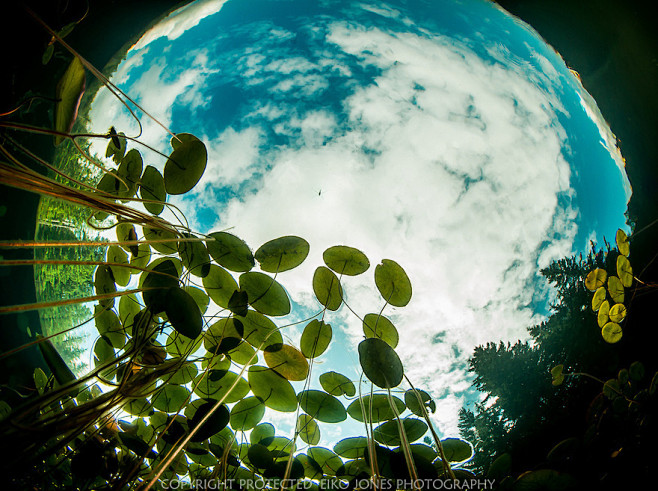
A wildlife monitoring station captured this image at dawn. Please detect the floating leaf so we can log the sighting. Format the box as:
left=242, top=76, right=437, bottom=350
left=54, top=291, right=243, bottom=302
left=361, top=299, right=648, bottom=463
left=123, top=398, right=153, bottom=417
left=129, top=241, right=151, bottom=271
left=307, top=447, right=343, bottom=476
left=591, top=287, right=606, bottom=313
left=629, top=361, right=645, bottom=381
left=358, top=338, right=404, bottom=389
left=93, top=336, right=116, bottom=379
left=616, top=229, right=630, bottom=257
left=230, top=397, right=265, bottom=431
left=164, top=138, right=207, bottom=195
left=609, top=303, right=627, bottom=323
left=118, top=294, right=140, bottom=335
left=107, top=245, right=130, bottom=287
left=319, top=371, right=355, bottom=397
left=373, top=418, right=428, bottom=446
left=334, top=437, right=368, bottom=459
left=248, top=366, right=298, bottom=412
left=142, top=259, right=179, bottom=314
left=116, top=222, right=138, bottom=256
left=118, top=433, right=157, bottom=459
left=363, top=314, right=399, bottom=348
left=374, top=259, right=412, bottom=307
left=607, top=276, right=625, bottom=304
left=227, top=341, right=258, bottom=366
left=140, top=165, right=166, bottom=215
left=602, top=322, right=623, bottom=344
left=143, top=226, right=178, bottom=254
left=323, top=245, right=370, bottom=276
left=184, top=285, right=210, bottom=315
left=165, top=329, right=203, bottom=358
left=264, top=344, right=309, bottom=381
left=251, top=423, right=275, bottom=445
left=193, top=370, right=249, bottom=403
left=204, top=318, right=244, bottom=354
left=94, top=264, right=116, bottom=308
left=597, top=300, right=610, bottom=328
left=298, top=390, right=347, bottom=423
left=404, top=389, right=435, bottom=416
left=297, top=414, right=321, bottom=445
left=54, top=56, right=85, bottom=145
left=551, top=365, right=564, bottom=386
left=240, top=310, right=283, bottom=350
left=203, top=264, right=239, bottom=308
left=248, top=443, right=274, bottom=470
left=165, top=287, right=203, bottom=339
left=95, top=305, right=126, bottom=348
left=617, top=255, right=633, bottom=288
left=313, top=266, right=343, bottom=311
left=440, top=438, right=473, bottom=462
left=152, top=384, right=191, bottom=413
left=207, top=232, right=254, bottom=272
left=188, top=400, right=230, bottom=442
left=178, top=234, right=211, bottom=277
left=117, top=149, right=143, bottom=198
left=254, top=236, right=309, bottom=273
left=228, top=290, right=249, bottom=317
left=346, top=394, right=405, bottom=423
left=239, top=272, right=291, bottom=316
left=105, top=129, right=126, bottom=162
left=33, top=367, right=48, bottom=394
left=168, top=362, right=198, bottom=385
left=585, top=268, right=607, bottom=292
left=300, top=319, right=332, bottom=358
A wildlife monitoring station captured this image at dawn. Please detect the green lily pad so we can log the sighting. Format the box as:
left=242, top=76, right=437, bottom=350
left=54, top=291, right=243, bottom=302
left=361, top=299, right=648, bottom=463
left=591, top=286, right=606, bottom=312
left=204, top=318, right=244, bottom=354
left=94, top=305, right=126, bottom=349
left=188, top=400, right=230, bottom=442
left=94, top=264, right=116, bottom=308
left=300, top=319, right=332, bottom=358
left=363, top=313, right=399, bottom=348
left=358, top=338, right=404, bottom=389
left=164, top=138, right=207, bottom=195
left=107, top=245, right=130, bottom=287
left=334, top=437, right=368, bottom=459
left=202, top=264, right=239, bottom=308
left=193, top=370, right=249, bottom=403
left=254, top=236, right=310, bottom=273
left=105, top=128, right=126, bottom=162
left=239, top=272, right=291, bottom=316
left=250, top=423, right=275, bottom=445
left=616, top=228, right=630, bottom=257
left=184, top=285, right=210, bottom=315
left=440, top=438, right=473, bottom=462
left=143, top=226, right=178, bottom=254
left=597, top=300, right=610, bottom=328
left=140, top=165, right=166, bottom=215
left=264, top=344, right=309, bottom=381
left=374, top=259, right=412, bottom=307
left=404, top=389, right=435, bottom=416
left=117, top=149, right=143, bottom=198
left=178, top=234, right=211, bottom=277
left=297, top=414, right=321, bottom=445
left=248, top=366, right=298, bottom=412
left=607, top=276, right=625, bottom=304
left=142, top=259, right=179, bottom=314
left=323, top=245, right=370, bottom=276
left=298, top=390, right=347, bottom=423
left=54, top=56, right=85, bottom=145
left=617, top=255, right=633, bottom=288
left=346, top=394, right=405, bottom=423
left=307, top=447, right=343, bottom=476
left=152, top=384, right=191, bottom=413
left=373, top=417, right=428, bottom=446
left=602, top=322, right=623, bottom=344
left=609, top=303, right=627, bottom=323
left=585, top=268, right=607, bottom=292
left=240, top=310, right=283, bottom=350
left=313, top=266, right=343, bottom=311
left=230, top=397, right=265, bottom=431
left=164, top=287, right=203, bottom=339
left=168, top=362, right=198, bottom=385
left=319, top=371, right=355, bottom=397
left=207, top=232, right=255, bottom=272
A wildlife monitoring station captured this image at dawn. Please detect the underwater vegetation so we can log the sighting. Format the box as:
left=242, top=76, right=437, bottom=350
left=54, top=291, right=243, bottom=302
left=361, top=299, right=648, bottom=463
left=0, top=3, right=656, bottom=490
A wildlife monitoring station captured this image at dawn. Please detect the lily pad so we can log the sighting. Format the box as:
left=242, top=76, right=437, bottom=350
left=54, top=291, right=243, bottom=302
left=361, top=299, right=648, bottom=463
left=188, top=400, right=230, bottom=442
left=230, top=397, right=265, bottom=431
left=240, top=310, right=283, bottom=351
left=440, top=438, right=473, bottom=462
left=54, top=56, right=85, bottom=145
left=591, top=287, right=606, bottom=313
left=373, top=418, right=428, bottom=446
left=607, top=276, right=625, bottom=304
left=178, top=234, right=211, bottom=278
left=363, top=314, right=399, bottom=348
left=264, top=344, right=309, bottom=381
left=334, top=437, right=369, bottom=459
left=239, top=272, right=291, bottom=316
left=319, top=371, right=355, bottom=397
left=193, top=370, right=249, bottom=403
left=597, top=300, right=610, bottom=328
left=602, top=322, right=623, bottom=344
left=142, top=259, right=179, bottom=314
left=143, top=226, right=178, bottom=254
left=254, top=236, right=310, bottom=273
left=300, top=319, right=332, bottom=358
left=164, top=287, right=203, bottom=339
left=107, top=245, right=130, bottom=287
left=313, top=266, right=343, bottom=311
left=609, top=303, right=627, bottom=323
left=346, top=394, right=405, bottom=423
left=323, top=245, right=370, bottom=276
left=204, top=318, right=244, bottom=354
left=140, top=165, right=166, bottom=215
left=358, top=338, right=404, bottom=389
left=152, top=384, right=191, bottom=413
left=248, top=366, right=298, bottom=412
left=298, top=390, right=347, bottom=423
left=202, top=264, right=239, bottom=308
left=404, top=389, right=435, bottom=416
left=374, top=259, right=412, bottom=307
left=585, top=268, right=607, bottom=292
left=307, top=447, right=343, bottom=476
left=117, top=149, right=143, bottom=198
left=297, top=414, right=321, bottom=445
left=617, top=255, right=633, bottom=288
left=616, top=228, right=630, bottom=257
left=164, top=138, right=207, bottom=195
left=207, top=232, right=255, bottom=272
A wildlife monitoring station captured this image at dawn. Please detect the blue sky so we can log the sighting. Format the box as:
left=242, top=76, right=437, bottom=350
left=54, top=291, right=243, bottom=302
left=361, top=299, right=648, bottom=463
left=87, top=0, right=631, bottom=441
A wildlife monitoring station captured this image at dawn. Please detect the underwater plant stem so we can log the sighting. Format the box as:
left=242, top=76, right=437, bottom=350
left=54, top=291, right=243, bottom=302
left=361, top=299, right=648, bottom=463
left=386, top=387, right=420, bottom=489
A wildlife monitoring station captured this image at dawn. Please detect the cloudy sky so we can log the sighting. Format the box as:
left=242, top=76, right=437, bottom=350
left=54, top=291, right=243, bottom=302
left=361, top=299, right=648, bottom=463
left=87, top=0, right=631, bottom=440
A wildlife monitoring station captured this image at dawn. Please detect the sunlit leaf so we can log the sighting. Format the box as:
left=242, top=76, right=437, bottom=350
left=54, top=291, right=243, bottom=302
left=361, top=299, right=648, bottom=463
left=118, top=293, right=140, bottom=336
left=142, top=259, right=179, bottom=314
left=123, top=398, right=153, bottom=417
left=117, top=149, right=142, bottom=198
left=230, top=397, right=265, bottom=431
left=616, top=255, right=633, bottom=288
left=374, top=259, right=412, bottom=307
left=440, top=438, right=473, bottom=462
left=227, top=341, right=258, bottom=366
left=307, top=447, right=343, bottom=476
left=319, top=371, right=355, bottom=397
left=204, top=318, right=244, bottom=354
left=404, top=389, right=435, bottom=416
left=346, top=394, right=405, bottom=423
left=298, top=390, right=347, bottom=423
left=609, top=303, right=627, bottom=323
left=184, top=285, right=210, bottom=315
left=334, top=437, right=368, bottom=459
left=168, top=362, right=197, bottom=385
left=251, top=423, right=275, bottom=445
left=297, top=414, right=321, bottom=445
left=165, top=287, right=203, bottom=339
left=207, top=232, right=255, bottom=272
left=116, top=222, right=138, bottom=256
left=94, top=264, right=116, bottom=308
left=105, top=245, right=130, bottom=287
left=373, top=418, right=428, bottom=446
left=597, top=300, right=610, bottom=328
left=585, top=268, right=607, bottom=292
left=240, top=310, right=283, bottom=351
left=323, top=245, right=370, bottom=276
left=264, top=344, right=309, bottom=381
left=363, top=313, right=399, bottom=348
left=254, top=236, right=309, bottom=273
left=178, top=233, right=211, bottom=277
left=152, top=384, right=191, bottom=413
left=143, top=226, right=178, bottom=254
left=239, top=272, right=291, bottom=316
left=248, top=366, right=297, bottom=412
left=591, top=287, right=606, bottom=312
left=607, top=276, right=624, bottom=304
left=202, top=264, right=239, bottom=308
left=300, top=319, right=332, bottom=358
left=164, top=138, right=207, bottom=195
left=602, top=322, right=623, bottom=344
left=616, top=229, right=630, bottom=257
left=358, top=338, right=404, bottom=389
left=313, top=266, right=343, bottom=311
left=95, top=305, right=126, bottom=348
left=551, top=365, right=564, bottom=386
left=54, top=56, right=85, bottom=145
left=165, top=330, right=203, bottom=358
left=129, top=241, right=151, bottom=271
left=193, top=370, right=249, bottom=403
left=140, top=165, right=166, bottom=215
